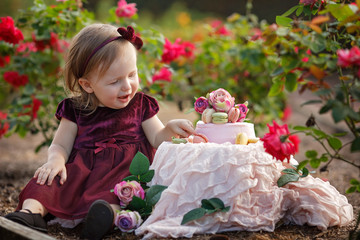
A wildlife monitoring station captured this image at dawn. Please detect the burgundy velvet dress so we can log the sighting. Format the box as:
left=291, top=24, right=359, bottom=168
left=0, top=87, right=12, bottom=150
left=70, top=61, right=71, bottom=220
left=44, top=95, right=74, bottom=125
left=17, top=92, right=158, bottom=220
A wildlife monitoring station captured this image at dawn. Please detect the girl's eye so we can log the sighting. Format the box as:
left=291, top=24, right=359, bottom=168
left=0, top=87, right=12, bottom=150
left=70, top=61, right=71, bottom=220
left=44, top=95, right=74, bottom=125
left=129, top=72, right=137, bottom=78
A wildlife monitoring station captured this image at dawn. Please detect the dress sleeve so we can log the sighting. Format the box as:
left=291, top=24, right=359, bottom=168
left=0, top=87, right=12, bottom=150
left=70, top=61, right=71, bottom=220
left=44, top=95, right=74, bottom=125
left=141, top=93, right=160, bottom=122
left=55, top=98, right=77, bottom=123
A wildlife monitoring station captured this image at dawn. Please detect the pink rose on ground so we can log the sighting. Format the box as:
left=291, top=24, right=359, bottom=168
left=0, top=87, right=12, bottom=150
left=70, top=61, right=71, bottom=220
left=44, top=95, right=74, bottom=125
left=115, top=210, right=142, bottom=232
left=260, top=121, right=300, bottom=162
left=208, top=88, right=235, bottom=113
left=115, top=0, right=137, bottom=18
left=114, top=180, right=145, bottom=207
left=194, top=97, right=209, bottom=114
left=152, top=67, right=172, bottom=83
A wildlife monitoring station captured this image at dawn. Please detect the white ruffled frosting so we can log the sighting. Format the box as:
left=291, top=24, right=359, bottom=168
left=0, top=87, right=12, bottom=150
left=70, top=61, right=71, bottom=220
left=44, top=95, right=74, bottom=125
left=135, top=141, right=353, bottom=239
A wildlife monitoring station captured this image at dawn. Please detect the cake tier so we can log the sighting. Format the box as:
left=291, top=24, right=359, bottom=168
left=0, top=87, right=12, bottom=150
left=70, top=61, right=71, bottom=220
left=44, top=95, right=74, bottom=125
left=195, top=121, right=256, bottom=144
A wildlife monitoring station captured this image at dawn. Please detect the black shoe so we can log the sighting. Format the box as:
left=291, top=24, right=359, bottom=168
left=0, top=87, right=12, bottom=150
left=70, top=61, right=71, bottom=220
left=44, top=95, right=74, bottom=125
left=81, top=200, right=114, bottom=240
left=5, top=209, right=48, bottom=233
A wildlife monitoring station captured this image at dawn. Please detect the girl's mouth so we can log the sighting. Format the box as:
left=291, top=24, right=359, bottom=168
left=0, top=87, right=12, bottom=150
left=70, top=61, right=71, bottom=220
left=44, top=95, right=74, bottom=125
left=118, top=94, right=130, bottom=102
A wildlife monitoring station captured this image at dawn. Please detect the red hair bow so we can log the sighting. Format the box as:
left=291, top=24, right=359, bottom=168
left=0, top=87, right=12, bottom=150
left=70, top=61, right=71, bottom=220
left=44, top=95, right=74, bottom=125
left=117, top=26, right=143, bottom=50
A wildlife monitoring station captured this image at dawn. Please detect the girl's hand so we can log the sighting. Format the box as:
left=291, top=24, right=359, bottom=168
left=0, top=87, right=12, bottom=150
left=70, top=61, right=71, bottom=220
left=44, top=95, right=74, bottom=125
left=34, top=159, right=67, bottom=186
left=166, top=119, right=195, bottom=138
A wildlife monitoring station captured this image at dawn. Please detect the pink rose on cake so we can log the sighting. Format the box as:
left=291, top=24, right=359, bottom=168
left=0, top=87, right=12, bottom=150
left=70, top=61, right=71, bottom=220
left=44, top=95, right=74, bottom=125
left=208, top=88, right=235, bottom=113
left=194, top=88, right=249, bottom=124
left=114, top=180, right=145, bottom=207
left=194, top=96, right=209, bottom=114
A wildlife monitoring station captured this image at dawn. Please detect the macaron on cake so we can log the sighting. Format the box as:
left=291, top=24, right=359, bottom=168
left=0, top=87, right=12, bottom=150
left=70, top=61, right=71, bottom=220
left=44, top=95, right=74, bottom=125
left=193, top=88, right=258, bottom=144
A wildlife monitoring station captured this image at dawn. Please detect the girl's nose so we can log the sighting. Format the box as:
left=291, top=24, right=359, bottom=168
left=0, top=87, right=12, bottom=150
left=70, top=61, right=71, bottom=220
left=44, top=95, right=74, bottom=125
left=121, top=78, right=131, bottom=91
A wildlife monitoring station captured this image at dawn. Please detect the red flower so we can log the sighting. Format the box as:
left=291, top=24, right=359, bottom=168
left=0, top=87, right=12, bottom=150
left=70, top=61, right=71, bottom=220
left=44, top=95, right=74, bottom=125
left=210, top=20, right=231, bottom=36
left=260, top=121, right=300, bottom=162
left=161, top=38, right=185, bottom=63
left=16, top=42, right=38, bottom=56
left=23, top=97, right=42, bottom=120
left=181, top=41, right=195, bottom=58
left=115, top=0, right=137, bottom=18
left=152, top=67, right=172, bottom=83
left=0, top=16, right=24, bottom=44
left=32, top=32, right=63, bottom=52
left=337, top=46, right=360, bottom=68
left=0, top=55, right=10, bottom=67
left=3, top=71, right=29, bottom=88
left=299, top=0, right=317, bottom=6
left=281, top=106, right=292, bottom=122
left=0, top=111, right=9, bottom=139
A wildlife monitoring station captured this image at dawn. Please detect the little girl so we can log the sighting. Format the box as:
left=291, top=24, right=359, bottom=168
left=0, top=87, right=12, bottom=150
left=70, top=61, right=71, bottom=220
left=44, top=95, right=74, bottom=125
left=5, top=24, right=195, bottom=239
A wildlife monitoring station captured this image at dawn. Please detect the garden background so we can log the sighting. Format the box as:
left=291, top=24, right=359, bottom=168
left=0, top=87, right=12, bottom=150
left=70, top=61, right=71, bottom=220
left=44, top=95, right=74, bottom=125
left=0, top=0, right=359, bottom=239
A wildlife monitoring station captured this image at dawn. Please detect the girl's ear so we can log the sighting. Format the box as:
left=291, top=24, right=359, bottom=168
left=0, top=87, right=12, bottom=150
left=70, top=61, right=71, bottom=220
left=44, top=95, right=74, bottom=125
left=79, top=78, right=94, bottom=93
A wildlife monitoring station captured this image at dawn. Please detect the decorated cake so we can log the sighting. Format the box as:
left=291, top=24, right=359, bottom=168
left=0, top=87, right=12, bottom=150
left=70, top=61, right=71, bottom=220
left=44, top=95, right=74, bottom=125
left=193, top=88, right=258, bottom=144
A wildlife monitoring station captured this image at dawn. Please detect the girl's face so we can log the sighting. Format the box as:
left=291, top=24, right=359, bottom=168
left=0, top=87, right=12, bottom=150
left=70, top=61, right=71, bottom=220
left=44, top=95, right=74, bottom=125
left=80, top=43, right=139, bottom=109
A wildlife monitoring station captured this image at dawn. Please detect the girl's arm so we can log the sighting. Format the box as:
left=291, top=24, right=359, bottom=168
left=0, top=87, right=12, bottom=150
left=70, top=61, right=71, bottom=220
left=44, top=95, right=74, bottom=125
left=34, top=118, right=77, bottom=186
left=142, top=115, right=195, bottom=149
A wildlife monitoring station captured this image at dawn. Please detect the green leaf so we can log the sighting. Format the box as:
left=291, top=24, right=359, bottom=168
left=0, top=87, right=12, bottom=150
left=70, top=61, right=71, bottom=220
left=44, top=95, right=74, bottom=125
left=285, top=73, right=297, bottom=92
left=276, top=16, right=292, bottom=27
left=201, top=198, right=225, bottom=210
left=277, top=174, right=300, bottom=187
left=300, top=167, right=309, bottom=178
left=297, top=160, right=309, bottom=171
left=300, top=100, right=322, bottom=107
left=145, top=185, right=167, bottom=206
left=222, top=206, right=230, bottom=212
left=350, top=179, right=360, bottom=185
left=268, top=79, right=284, bottom=97
left=281, top=5, right=299, bottom=17
left=127, top=196, right=147, bottom=211
left=332, top=106, right=347, bottom=123
left=327, top=137, right=342, bottom=150
left=293, top=126, right=310, bottom=131
left=181, top=208, right=206, bottom=225
left=312, top=129, right=327, bottom=139
left=140, top=169, right=155, bottom=183
left=305, top=150, right=317, bottom=158
left=282, top=168, right=299, bottom=175
left=129, top=152, right=150, bottom=176
left=351, top=137, right=360, bottom=152
left=270, top=66, right=284, bottom=77
left=122, top=175, right=139, bottom=182
left=310, top=158, right=321, bottom=168
left=346, top=186, right=357, bottom=194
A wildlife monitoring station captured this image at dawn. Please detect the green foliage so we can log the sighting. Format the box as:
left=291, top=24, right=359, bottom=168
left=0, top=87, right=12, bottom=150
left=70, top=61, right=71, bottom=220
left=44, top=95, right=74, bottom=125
left=121, top=151, right=167, bottom=218
left=277, top=166, right=309, bottom=187
left=181, top=198, right=230, bottom=225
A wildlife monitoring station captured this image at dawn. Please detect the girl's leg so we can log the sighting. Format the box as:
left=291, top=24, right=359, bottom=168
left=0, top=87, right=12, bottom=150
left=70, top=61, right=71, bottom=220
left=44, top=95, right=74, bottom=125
left=110, top=204, right=120, bottom=223
left=21, top=198, right=48, bottom=217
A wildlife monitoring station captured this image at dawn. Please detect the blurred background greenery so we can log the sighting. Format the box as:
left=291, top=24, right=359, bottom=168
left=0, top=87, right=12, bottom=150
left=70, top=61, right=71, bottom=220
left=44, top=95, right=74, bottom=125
left=1, top=0, right=299, bottom=34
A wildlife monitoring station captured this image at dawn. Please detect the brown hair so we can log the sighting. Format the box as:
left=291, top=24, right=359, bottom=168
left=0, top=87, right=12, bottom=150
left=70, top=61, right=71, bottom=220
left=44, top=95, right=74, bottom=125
left=64, top=23, right=133, bottom=113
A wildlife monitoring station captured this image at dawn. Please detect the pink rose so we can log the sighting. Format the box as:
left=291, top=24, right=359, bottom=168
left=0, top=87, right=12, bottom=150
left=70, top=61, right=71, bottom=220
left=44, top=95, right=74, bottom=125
left=194, top=97, right=209, bottom=114
left=115, top=0, right=137, bottom=18
left=236, top=103, right=248, bottom=122
left=114, top=181, right=145, bottom=207
left=115, top=210, right=142, bottom=232
left=208, top=88, right=235, bottom=113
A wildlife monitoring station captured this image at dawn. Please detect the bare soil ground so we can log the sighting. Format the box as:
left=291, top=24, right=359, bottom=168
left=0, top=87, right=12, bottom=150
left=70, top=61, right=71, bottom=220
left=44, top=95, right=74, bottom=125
left=0, top=94, right=359, bottom=239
